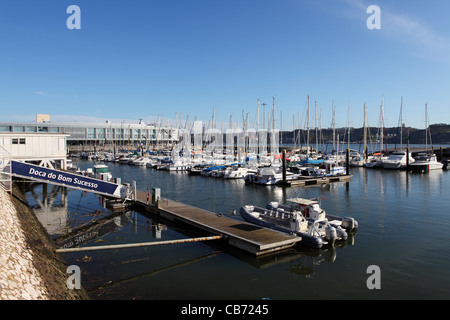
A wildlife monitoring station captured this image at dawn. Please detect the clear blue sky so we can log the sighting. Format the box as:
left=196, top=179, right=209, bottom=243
left=1, top=0, right=449, bottom=130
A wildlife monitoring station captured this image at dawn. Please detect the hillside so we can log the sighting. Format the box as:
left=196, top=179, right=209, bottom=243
left=281, top=123, right=450, bottom=145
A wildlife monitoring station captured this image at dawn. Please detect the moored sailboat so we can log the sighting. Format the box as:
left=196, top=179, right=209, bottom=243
left=408, top=104, right=444, bottom=172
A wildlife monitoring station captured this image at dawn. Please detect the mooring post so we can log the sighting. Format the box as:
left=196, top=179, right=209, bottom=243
left=282, top=149, right=286, bottom=183
left=406, top=146, right=410, bottom=168
left=132, top=180, right=137, bottom=200
left=346, top=148, right=350, bottom=175
left=152, top=187, right=161, bottom=205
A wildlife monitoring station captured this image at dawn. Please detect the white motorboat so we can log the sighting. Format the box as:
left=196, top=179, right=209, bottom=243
left=239, top=197, right=357, bottom=248
left=80, top=164, right=113, bottom=181
left=408, top=153, right=443, bottom=171
left=382, top=151, right=414, bottom=169
left=118, top=154, right=136, bottom=164
left=93, top=164, right=113, bottom=181
left=294, top=166, right=326, bottom=177
left=188, top=164, right=212, bottom=175
left=131, top=156, right=151, bottom=166
left=349, top=152, right=365, bottom=167
left=364, top=154, right=388, bottom=168
left=244, top=166, right=299, bottom=185
left=322, top=161, right=346, bottom=176
left=163, top=160, right=190, bottom=171
left=222, top=166, right=249, bottom=179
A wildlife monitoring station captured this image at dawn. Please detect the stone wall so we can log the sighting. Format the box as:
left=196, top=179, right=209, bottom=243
left=0, top=186, right=88, bottom=300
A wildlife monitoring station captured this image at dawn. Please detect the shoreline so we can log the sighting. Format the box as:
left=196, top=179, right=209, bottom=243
left=0, top=185, right=88, bottom=300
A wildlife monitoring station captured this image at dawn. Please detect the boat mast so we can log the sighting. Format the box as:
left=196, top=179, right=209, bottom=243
left=400, top=97, right=403, bottom=151
left=280, top=110, right=283, bottom=149
left=347, top=101, right=351, bottom=150
left=380, top=97, right=385, bottom=155
left=332, top=101, right=336, bottom=152
left=425, top=103, right=428, bottom=151
left=257, top=98, right=260, bottom=132
left=363, top=103, right=367, bottom=154
left=319, top=108, right=323, bottom=153
left=272, top=97, right=276, bottom=160
left=315, top=101, right=318, bottom=154
left=427, top=104, right=433, bottom=152
left=307, top=95, right=310, bottom=157
left=272, top=97, right=276, bottom=133
left=256, top=99, right=260, bottom=154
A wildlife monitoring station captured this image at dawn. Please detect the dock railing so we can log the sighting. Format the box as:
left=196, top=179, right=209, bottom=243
left=0, top=146, right=11, bottom=193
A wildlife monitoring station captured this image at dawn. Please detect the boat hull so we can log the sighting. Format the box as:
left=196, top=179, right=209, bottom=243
left=407, top=162, right=444, bottom=171
left=239, top=206, right=324, bottom=248
left=382, top=163, right=404, bottom=169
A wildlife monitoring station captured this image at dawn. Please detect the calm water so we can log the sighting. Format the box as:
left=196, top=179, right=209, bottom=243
left=26, top=153, right=450, bottom=300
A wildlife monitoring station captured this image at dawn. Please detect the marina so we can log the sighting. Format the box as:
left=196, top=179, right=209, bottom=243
left=2, top=127, right=449, bottom=299
left=2, top=1, right=450, bottom=303
left=13, top=147, right=449, bottom=300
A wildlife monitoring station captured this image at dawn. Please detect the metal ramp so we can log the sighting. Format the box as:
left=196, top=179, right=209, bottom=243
left=3, top=160, right=130, bottom=199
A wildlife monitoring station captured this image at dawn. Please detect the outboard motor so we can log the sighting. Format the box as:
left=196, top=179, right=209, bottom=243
left=342, top=217, right=356, bottom=230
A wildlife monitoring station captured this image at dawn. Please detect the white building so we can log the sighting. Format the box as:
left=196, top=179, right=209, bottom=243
left=0, top=132, right=69, bottom=169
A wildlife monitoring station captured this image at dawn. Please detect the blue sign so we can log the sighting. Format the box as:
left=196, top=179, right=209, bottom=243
left=11, top=161, right=124, bottom=198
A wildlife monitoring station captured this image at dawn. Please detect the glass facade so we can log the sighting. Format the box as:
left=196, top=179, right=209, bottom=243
left=0, top=121, right=177, bottom=146
left=13, top=126, right=25, bottom=132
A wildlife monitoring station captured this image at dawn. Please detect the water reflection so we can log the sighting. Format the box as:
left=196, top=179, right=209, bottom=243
left=26, top=183, right=69, bottom=235
left=222, top=231, right=357, bottom=282
left=53, top=211, right=133, bottom=249
left=27, top=178, right=358, bottom=278
left=87, top=250, right=223, bottom=298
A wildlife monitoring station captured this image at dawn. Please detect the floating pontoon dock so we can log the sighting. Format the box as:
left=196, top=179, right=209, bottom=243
left=133, top=190, right=301, bottom=256
left=281, top=174, right=352, bottom=186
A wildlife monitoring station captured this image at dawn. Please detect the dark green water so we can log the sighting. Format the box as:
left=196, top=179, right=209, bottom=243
left=27, top=157, right=450, bottom=300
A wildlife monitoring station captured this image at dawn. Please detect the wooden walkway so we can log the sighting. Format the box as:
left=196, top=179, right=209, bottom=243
left=284, top=174, right=352, bottom=186
left=133, top=190, right=301, bottom=256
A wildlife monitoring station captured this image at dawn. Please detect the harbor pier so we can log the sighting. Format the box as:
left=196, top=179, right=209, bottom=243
left=132, top=190, right=301, bottom=256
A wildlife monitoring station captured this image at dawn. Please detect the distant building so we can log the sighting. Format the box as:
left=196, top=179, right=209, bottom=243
left=0, top=119, right=178, bottom=150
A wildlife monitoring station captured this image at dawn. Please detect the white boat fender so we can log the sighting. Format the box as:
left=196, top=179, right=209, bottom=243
left=325, top=225, right=337, bottom=242
left=269, top=202, right=279, bottom=209
left=335, top=227, right=348, bottom=240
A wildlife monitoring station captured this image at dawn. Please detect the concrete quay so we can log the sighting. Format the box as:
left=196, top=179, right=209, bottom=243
left=0, top=187, right=88, bottom=300
left=0, top=188, right=49, bottom=299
